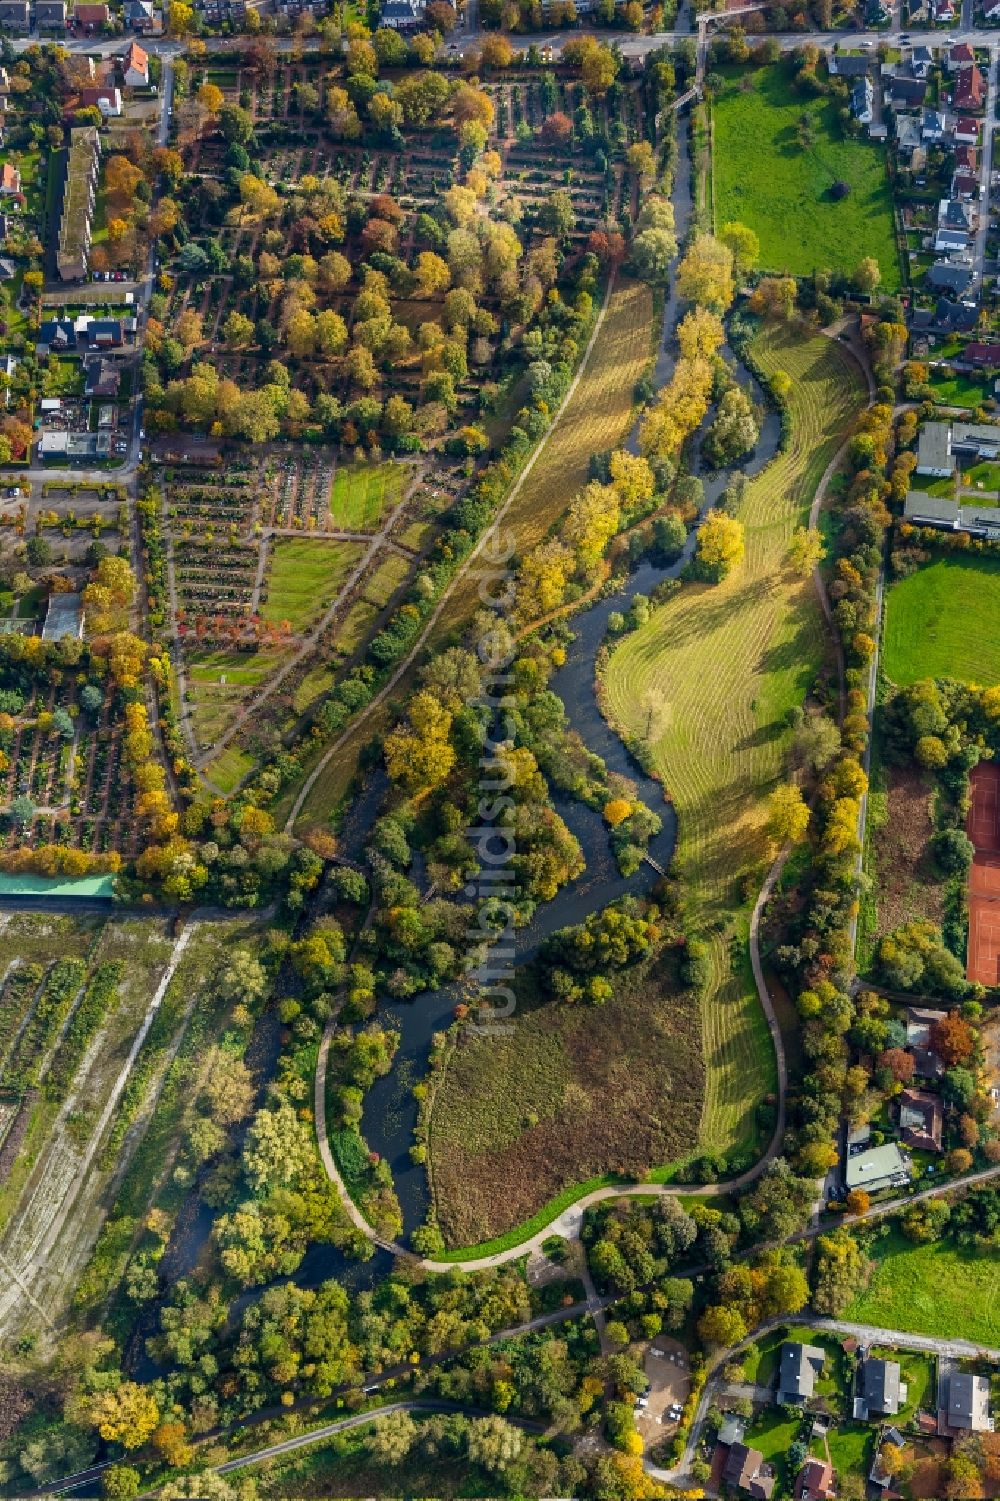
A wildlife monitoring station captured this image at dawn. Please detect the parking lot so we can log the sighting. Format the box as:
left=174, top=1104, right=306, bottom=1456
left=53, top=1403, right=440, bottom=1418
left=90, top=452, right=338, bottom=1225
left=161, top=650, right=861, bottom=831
left=635, top=1336, right=692, bottom=1449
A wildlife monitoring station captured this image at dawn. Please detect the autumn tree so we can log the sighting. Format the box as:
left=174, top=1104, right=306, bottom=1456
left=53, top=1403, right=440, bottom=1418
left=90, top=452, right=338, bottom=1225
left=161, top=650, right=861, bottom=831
left=90, top=1383, right=160, bottom=1450
left=931, top=1011, right=975, bottom=1066
left=696, top=511, right=744, bottom=581
left=384, top=690, right=455, bottom=793
left=719, top=219, right=760, bottom=276
left=677, top=233, right=735, bottom=313
left=767, top=783, right=810, bottom=846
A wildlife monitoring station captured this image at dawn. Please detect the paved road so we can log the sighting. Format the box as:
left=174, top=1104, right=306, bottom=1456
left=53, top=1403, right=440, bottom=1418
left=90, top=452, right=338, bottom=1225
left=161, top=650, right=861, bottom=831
left=974, top=47, right=998, bottom=289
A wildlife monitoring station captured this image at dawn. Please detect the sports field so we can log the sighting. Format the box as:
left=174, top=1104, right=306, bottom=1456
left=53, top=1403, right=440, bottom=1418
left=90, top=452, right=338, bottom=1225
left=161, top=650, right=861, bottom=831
left=262, top=538, right=362, bottom=632
left=329, top=462, right=406, bottom=530
left=605, top=327, right=864, bottom=1154
left=713, top=65, right=900, bottom=289
left=882, top=555, right=1000, bottom=687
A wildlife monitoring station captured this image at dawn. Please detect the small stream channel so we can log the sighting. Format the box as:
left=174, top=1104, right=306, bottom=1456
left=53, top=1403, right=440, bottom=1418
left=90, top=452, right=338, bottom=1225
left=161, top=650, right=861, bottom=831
left=151, top=111, right=784, bottom=1314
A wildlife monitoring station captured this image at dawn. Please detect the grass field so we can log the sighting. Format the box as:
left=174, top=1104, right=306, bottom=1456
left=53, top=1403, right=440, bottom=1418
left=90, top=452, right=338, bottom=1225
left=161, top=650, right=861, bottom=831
left=882, top=555, right=1000, bottom=687
left=927, top=368, right=989, bottom=408
left=262, top=538, right=362, bottom=632
left=204, top=743, right=256, bottom=793
left=329, top=461, right=406, bottom=530
left=605, top=327, right=864, bottom=1155
left=428, top=955, right=703, bottom=1249
left=844, top=1228, right=1000, bottom=1344
left=363, top=552, right=412, bottom=609
left=713, top=65, right=900, bottom=288
left=290, top=277, right=655, bottom=830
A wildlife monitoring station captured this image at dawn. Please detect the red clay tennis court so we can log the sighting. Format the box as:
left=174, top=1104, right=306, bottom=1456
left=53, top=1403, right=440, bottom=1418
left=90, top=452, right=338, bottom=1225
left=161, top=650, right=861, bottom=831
left=967, top=763, right=1000, bottom=986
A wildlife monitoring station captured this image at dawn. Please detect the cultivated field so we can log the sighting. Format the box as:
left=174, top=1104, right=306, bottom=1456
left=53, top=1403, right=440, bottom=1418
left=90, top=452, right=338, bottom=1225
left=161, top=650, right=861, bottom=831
left=713, top=66, right=900, bottom=289
left=882, top=555, right=1000, bottom=686
left=605, top=327, right=864, bottom=1156
left=428, top=956, right=703, bottom=1250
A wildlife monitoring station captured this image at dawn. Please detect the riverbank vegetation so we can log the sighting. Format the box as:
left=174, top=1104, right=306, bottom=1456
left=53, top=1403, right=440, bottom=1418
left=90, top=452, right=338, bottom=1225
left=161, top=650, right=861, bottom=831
left=606, top=324, right=864, bottom=1161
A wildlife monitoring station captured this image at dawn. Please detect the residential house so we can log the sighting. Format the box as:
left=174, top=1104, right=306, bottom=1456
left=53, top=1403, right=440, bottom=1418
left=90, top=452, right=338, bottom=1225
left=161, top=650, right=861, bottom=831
left=35, top=0, right=67, bottom=23
left=85, top=317, right=124, bottom=347
left=844, top=1142, right=911, bottom=1194
left=926, top=261, right=975, bottom=295
left=954, top=115, right=980, bottom=144
left=953, top=170, right=979, bottom=199
left=949, top=41, right=976, bottom=69
left=778, top=1343, right=826, bottom=1405
left=84, top=355, right=120, bottom=397
left=870, top=1438, right=903, bottom=1490
left=36, top=318, right=76, bottom=354
left=856, top=1357, right=905, bottom=1418
left=718, top=1416, right=747, bottom=1447
left=830, top=53, right=871, bottom=78
left=851, top=78, right=874, bottom=126
left=0, top=255, right=15, bottom=280
left=78, top=85, right=123, bottom=116
left=898, top=1088, right=944, bottom=1151
left=889, top=76, right=928, bottom=110
left=72, top=1, right=110, bottom=25
left=962, top=341, right=1000, bottom=367
left=940, top=197, right=974, bottom=231
left=955, top=142, right=978, bottom=171
left=934, top=226, right=970, bottom=254
left=931, top=0, right=956, bottom=17
left=722, top=1443, right=775, bottom=1500
left=911, top=44, right=934, bottom=77
left=794, top=1457, right=835, bottom=1500
left=122, top=40, right=149, bottom=87
left=954, top=65, right=985, bottom=112
left=985, top=0, right=1000, bottom=18
left=0, top=0, right=30, bottom=28
left=0, top=352, right=19, bottom=405
left=124, top=0, right=158, bottom=27
left=939, top=1369, right=993, bottom=1434
left=56, top=124, right=100, bottom=281
left=906, top=1004, right=948, bottom=1069
left=0, top=163, right=19, bottom=195
left=921, top=107, right=947, bottom=141
left=379, top=0, right=426, bottom=26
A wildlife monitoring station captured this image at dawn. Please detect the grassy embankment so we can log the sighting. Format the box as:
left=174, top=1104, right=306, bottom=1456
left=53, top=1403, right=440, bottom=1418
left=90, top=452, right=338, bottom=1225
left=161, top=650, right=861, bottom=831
left=606, top=326, right=864, bottom=1157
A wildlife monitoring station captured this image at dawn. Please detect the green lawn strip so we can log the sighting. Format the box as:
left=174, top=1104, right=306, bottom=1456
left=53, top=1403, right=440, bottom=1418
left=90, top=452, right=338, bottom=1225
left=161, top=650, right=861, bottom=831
left=882, top=554, right=1000, bottom=687
left=713, top=64, right=899, bottom=287
left=329, top=462, right=405, bottom=531
left=430, top=1173, right=625, bottom=1262
left=927, top=369, right=988, bottom=407
left=204, top=744, right=256, bottom=793
left=826, top=1421, right=872, bottom=1482
left=963, top=460, right=1000, bottom=490
left=743, top=1409, right=803, bottom=1492
left=261, top=538, right=362, bottom=632
left=188, top=649, right=285, bottom=687
left=843, top=1227, right=1000, bottom=1344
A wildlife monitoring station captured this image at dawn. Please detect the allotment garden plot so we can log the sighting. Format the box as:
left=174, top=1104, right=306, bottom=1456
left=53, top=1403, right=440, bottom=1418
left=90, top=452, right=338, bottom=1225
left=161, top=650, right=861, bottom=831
left=164, top=450, right=445, bottom=781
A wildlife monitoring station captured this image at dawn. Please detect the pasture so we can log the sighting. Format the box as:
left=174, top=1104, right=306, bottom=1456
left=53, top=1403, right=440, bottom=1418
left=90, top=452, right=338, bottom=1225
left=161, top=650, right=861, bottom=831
left=605, top=327, right=864, bottom=1156
left=882, top=554, right=1000, bottom=687
left=844, top=1228, right=1000, bottom=1344
left=713, top=65, right=900, bottom=288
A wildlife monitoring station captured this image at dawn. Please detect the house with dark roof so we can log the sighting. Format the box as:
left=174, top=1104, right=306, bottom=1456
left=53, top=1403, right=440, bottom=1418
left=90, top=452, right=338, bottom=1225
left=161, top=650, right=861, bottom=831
left=906, top=1005, right=948, bottom=1069
left=0, top=0, right=30, bottom=27
left=926, top=262, right=975, bottom=295
left=84, top=355, right=120, bottom=397
left=124, top=0, right=158, bottom=26
left=778, top=1343, right=826, bottom=1405
left=904, top=491, right=1000, bottom=537
left=379, top=0, right=425, bottom=26
left=939, top=1369, right=993, bottom=1434
left=830, top=52, right=871, bottom=78
left=950, top=40, right=976, bottom=69
left=857, top=1356, right=905, bottom=1418
left=722, top=1443, right=776, bottom=1499
left=963, top=341, right=1000, bottom=367
left=794, top=1457, right=835, bottom=1500
left=955, top=65, right=985, bottom=112
left=934, top=226, right=970, bottom=254
left=898, top=1088, right=944, bottom=1151
left=78, top=85, right=122, bottom=116
left=37, top=319, right=76, bottom=354
left=36, top=0, right=67, bottom=23
left=956, top=143, right=978, bottom=171
left=851, top=78, right=874, bottom=125
left=921, top=107, right=947, bottom=141
left=889, top=76, right=928, bottom=109
left=911, top=44, right=934, bottom=77
left=955, top=115, right=980, bottom=144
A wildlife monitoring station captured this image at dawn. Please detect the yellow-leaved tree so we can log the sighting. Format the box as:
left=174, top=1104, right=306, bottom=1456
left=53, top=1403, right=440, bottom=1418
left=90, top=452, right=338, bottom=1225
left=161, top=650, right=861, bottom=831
left=695, top=511, right=744, bottom=582
left=384, top=690, right=455, bottom=794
